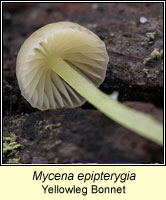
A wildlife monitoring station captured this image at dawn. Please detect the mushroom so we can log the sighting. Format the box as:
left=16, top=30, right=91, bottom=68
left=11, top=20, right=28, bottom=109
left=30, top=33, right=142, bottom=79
left=16, top=22, right=163, bottom=146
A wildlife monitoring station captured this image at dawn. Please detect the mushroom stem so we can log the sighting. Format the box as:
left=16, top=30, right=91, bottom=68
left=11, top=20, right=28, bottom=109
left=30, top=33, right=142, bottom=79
left=50, top=57, right=163, bottom=146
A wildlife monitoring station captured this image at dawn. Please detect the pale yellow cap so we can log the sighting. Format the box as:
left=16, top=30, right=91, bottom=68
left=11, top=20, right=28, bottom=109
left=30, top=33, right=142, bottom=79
left=16, top=22, right=109, bottom=110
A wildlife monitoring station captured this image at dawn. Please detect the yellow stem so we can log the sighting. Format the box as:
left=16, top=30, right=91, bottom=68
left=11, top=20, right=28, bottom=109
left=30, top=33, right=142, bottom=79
left=50, top=57, right=163, bottom=146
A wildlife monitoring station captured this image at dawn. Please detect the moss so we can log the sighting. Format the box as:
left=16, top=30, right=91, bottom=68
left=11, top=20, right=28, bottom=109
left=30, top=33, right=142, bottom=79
left=148, top=41, right=154, bottom=45
left=140, top=41, right=145, bottom=46
left=45, top=124, right=55, bottom=130
left=146, top=32, right=156, bottom=40
left=151, top=48, right=163, bottom=59
left=7, top=157, right=20, bottom=164
left=142, top=68, right=149, bottom=74
left=39, top=130, right=44, bottom=134
left=142, top=68, right=153, bottom=79
left=143, top=57, right=151, bottom=65
left=3, top=132, right=22, bottom=163
left=146, top=74, right=152, bottom=78
left=129, top=20, right=136, bottom=25
left=36, top=120, right=62, bottom=133
left=38, top=120, right=43, bottom=126
left=160, top=50, right=163, bottom=57
left=55, top=140, right=62, bottom=145
left=92, top=23, right=98, bottom=28
left=55, top=122, right=62, bottom=128
left=124, top=40, right=130, bottom=47
left=110, top=32, right=115, bottom=37
left=143, top=48, right=163, bottom=65
left=154, top=70, right=159, bottom=75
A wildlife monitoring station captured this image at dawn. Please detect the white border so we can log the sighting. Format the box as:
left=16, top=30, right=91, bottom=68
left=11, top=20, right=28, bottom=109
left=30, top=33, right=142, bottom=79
left=1, top=1, right=165, bottom=166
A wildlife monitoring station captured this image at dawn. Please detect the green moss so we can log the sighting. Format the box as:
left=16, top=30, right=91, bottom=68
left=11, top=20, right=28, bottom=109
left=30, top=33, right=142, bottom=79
left=7, top=157, right=20, bottom=164
left=148, top=41, right=154, bottom=45
left=143, top=57, right=151, bottom=65
left=129, top=20, right=136, bottom=25
left=39, top=130, right=44, bottom=134
left=36, top=120, right=62, bottom=134
left=110, top=32, right=115, bottom=37
left=147, top=74, right=152, bottom=78
left=55, top=122, right=62, bottom=128
left=151, top=48, right=163, bottom=59
left=3, top=133, right=22, bottom=163
left=160, top=50, right=163, bottom=57
left=142, top=68, right=153, bottom=79
left=38, top=120, right=43, bottom=126
left=55, top=140, right=62, bottom=146
left=143, top=48, right=163, bottom=65
left=142, top=68, right=149, bottom=74
left=124, top=40, right=130, bottom=47
left=146, top=32, right=156, bottom=40
left=45, top=124, right=55, bottom=130
left=154, top=70, right=159, bottom=75
left=92, top=23, right=98, bottom=28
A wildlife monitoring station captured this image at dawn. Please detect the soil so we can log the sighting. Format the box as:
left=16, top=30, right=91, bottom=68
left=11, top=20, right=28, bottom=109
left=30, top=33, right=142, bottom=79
left=2, top=2, right=164, bottom=164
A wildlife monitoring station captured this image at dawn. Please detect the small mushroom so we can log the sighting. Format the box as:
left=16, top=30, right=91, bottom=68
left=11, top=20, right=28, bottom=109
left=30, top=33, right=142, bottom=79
left=16, top=22, right=163, bottom=146
left=16, top=22, right=108, bottom=110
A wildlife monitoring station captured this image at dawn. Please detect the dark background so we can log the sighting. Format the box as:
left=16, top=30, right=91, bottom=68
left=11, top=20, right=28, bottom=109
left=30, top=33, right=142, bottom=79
left=3, top=3, right=163, bottom=164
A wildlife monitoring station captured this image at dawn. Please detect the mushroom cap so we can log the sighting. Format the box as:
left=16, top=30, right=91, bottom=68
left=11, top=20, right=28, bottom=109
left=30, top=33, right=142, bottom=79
left=16, top=22, right=109, bottom=110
